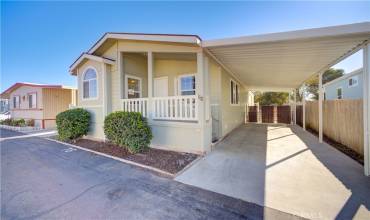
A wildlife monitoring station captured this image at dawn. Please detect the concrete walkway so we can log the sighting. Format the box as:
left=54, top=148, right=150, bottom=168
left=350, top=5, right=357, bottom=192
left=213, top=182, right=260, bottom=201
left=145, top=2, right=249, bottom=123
left=176, top=124, right=370, bottom=220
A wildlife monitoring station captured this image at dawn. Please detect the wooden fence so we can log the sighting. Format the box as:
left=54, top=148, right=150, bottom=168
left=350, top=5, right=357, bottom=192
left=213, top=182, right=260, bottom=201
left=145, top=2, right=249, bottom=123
left=304, top=100, right=363, bottom=155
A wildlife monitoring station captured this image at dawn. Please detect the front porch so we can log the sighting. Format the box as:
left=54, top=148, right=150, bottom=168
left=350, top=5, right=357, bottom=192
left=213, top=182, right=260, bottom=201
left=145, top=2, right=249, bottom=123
left=122, top=95, right=198, bottom=121
left=119, top=52, right=202, bottom=122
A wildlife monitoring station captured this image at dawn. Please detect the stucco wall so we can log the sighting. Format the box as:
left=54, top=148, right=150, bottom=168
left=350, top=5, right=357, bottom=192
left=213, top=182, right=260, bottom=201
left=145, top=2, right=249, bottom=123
left=324, top=72, right=363, bottom=100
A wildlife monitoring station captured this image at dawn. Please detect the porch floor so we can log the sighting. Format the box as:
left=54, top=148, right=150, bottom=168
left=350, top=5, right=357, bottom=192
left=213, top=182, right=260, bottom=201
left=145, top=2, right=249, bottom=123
left=176, top=124, right=370, bottom=220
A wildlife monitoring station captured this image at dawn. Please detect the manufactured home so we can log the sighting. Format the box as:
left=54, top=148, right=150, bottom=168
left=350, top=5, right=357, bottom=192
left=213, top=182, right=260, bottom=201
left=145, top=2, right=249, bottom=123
left=69, top=23, right=370, bottom=175
left=0, top=83, right=77, bottom=128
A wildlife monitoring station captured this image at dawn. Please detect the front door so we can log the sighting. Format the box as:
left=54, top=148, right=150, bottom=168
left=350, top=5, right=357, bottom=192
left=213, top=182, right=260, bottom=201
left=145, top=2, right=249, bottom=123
left=154, top=77, right=168, bottom=97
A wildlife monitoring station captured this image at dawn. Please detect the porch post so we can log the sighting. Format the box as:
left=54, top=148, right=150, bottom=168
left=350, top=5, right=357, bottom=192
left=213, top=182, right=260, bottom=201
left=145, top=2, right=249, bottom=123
left=147, top=51, right=153, bottom=121
left=363, top=44, right=370, bottom=176
left=197, top=51, right=212, bottom=152
left=302, top=84, right=306, bottom=131
left=318, top=72, right=323, bottom=143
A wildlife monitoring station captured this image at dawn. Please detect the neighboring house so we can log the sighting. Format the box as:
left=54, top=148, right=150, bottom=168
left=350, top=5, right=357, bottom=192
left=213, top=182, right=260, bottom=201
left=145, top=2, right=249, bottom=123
left=69, top=33, right=251, bottom=154
left=0, top=83, right=77, bottom=128
left=0, top=98, right=9, bottom=112
left=323, top=68, right=363, bottom=100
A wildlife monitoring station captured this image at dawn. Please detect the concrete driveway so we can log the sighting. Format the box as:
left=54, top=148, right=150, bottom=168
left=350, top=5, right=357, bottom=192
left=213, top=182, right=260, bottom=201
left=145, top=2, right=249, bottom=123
left=176, top=124, right=370, bottom=220
left=0, top=129, right=301, bottom=220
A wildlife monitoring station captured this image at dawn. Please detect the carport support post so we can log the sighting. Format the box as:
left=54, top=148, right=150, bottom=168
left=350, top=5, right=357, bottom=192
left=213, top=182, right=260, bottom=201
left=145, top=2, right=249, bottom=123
left=363, top=44, right=370, bottom=176
left=302, top=85, right=306, bottom=131
left=293, top=89, right=297, bottom=125
left=318, top=72, right=323, bottom=143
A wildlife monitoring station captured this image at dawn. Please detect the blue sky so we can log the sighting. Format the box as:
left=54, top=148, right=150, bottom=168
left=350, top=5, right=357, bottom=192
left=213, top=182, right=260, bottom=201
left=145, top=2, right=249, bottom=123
left=1, top=1, right=370, bottom=91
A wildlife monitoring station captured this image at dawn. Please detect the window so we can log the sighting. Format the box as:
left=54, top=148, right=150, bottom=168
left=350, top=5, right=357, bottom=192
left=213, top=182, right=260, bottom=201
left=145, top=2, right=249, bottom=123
left=230, top=80, right=239, bottom=105
left=336, top=87, right=342, bottom=99
left=126, top=75, right=141, bottom=98
left=83, top=68, right=97, bottom=99
left=13, top=96, right=20, bottom=109
left=348, top=76, right=358, bottom=87
left=178, top=75, right=196, bottom=95
left=28, top=93, right=37, bottom=109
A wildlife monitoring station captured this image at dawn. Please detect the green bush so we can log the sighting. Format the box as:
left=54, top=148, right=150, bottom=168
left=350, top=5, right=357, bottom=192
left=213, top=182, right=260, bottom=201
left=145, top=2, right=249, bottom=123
left=104, top=111, right=152, bottom=153
left=0, top=118, right=26, bottom=127
left=56, top=108, right=90, bottom=141
left=15, top=119, right=26, bottom=127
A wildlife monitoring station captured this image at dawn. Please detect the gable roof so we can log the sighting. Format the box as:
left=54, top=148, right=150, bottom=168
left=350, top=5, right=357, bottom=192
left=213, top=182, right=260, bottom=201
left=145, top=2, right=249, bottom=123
left=323, top=68, right=363, bottom=88
left=1, top=82, right=69, bottom=99
left=69, top=53, right=115, bottom=75
left=87, top=32, right=202, bottom=54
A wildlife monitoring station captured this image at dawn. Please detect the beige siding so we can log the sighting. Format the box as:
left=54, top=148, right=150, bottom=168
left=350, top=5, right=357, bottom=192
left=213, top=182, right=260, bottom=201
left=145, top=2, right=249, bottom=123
left=42, top=88, right=74, bottom=120
left=154, top=59, right=197, bottom=96
left=122, top=53, right=148, bottom=98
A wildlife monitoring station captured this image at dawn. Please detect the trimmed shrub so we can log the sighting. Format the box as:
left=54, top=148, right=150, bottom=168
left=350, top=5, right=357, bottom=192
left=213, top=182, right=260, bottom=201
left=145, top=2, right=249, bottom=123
left=56, top=108, right=90, bottom=141
left=26, top=119, right=35, bottom=127
left=0, top=118, right=26, bottom=127
left=15, top=119, right=26, bottom=127
left=104, top=111, right=152, bottom=153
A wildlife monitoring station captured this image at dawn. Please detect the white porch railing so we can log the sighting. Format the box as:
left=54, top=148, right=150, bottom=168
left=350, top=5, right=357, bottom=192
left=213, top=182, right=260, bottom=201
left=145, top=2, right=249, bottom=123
left=122, top=98, right=148, bottom=117
left=121, top=95, right=198, bottom=121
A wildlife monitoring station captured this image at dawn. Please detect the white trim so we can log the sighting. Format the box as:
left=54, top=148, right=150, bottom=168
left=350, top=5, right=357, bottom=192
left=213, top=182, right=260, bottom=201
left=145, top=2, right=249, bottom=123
left=82, top=66, right=99, bottom=101
left=177, top=73, right=196, bottom=96
left=125, top=74, right=142, bottom=99
left=203, top=22, right=370, bottom=47
left=362, top=44, right=369, bottom=176
left=70, top=53, right=115, bottom=74
left=88, top=33, right=201, bottom=55
left=230, top=79, right=240, bottom=106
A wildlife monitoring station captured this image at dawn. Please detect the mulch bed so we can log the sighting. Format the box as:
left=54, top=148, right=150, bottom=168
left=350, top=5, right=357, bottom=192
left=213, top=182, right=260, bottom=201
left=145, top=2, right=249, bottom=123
left=304, top=126, right=364, bottom=165
left=70, top=139, right=199, bottom=174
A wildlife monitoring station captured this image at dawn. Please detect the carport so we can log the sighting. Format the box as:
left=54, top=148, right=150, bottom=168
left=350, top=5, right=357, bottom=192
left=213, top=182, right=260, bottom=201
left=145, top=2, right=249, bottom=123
left=203, top=22, right=370, bottom=176
left=177, top=23, right=370, bottom=219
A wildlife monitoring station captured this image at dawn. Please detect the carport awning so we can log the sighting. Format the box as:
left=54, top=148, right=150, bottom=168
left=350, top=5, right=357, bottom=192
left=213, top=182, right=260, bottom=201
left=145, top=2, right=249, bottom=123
left=203, top=22, right=370, bottom=90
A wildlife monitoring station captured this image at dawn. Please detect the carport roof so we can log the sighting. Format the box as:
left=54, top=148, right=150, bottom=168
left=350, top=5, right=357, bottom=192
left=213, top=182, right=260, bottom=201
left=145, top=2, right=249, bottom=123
left=203, top=22, right=370, bottom=90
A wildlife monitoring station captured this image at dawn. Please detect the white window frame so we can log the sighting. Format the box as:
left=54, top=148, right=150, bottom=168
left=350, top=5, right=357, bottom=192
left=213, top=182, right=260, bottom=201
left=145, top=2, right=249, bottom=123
left=230, top=79, right=240, bottom=106
left=348, top=76, right=359, bottom=88
left=82, top=66, right=98, bottom=100
left=177, top=73, right=196, bottom=96
left=13, top=95, right=20, bottom=109
left=28, top=92, right=37, bottom=109
left=125, top=74, right=142, bottom=99
left=336, top=87, right=343, bottom=99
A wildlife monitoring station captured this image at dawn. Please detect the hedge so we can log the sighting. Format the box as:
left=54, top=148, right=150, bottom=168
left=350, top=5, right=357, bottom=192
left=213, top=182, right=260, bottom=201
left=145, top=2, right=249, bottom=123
left=56, top=108, right=90, bottom=141
left=104, top=111, right=152, bottom=153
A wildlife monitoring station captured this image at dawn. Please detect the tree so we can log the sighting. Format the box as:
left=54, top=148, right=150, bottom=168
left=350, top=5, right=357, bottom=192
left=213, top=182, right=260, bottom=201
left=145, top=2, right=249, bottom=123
left=254, top=92, right=289, bottom=105
left=304, top=68, right=344, bottom=100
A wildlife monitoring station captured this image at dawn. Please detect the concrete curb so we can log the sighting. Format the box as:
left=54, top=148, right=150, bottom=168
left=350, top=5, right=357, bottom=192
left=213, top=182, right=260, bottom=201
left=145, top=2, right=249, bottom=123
left=174, top=156, right=203, bottom=178
left=45, top=137, right=176, bottom=178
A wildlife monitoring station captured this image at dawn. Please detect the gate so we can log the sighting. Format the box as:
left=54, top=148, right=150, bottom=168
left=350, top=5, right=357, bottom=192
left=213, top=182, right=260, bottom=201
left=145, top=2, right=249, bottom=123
left=261, top=106, right=274, bottom=123
left=277, top=105, right=291, bottom=124
left=248, top=106, right=258, bottom=122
